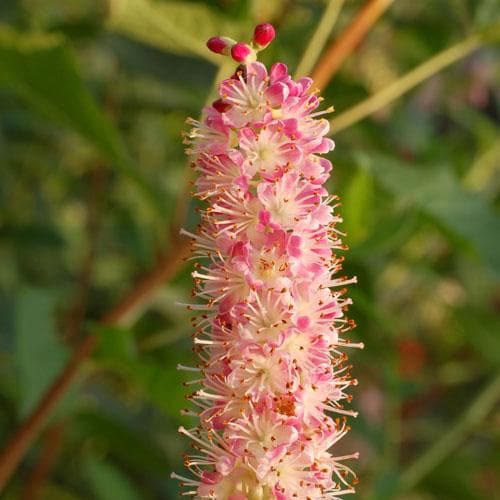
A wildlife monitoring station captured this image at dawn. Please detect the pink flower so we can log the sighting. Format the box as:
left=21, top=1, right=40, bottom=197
left=173, top=24, right=361, bottom=499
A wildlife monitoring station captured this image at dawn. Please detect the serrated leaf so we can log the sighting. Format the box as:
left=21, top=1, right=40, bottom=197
left=15, top=288, right=68, bottom=416
left=0, top=26, right=164, bottom=212
left=107, top=0, right=251, bottom=63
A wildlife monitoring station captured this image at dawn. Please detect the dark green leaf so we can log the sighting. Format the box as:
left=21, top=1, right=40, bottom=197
left=0, top=26, right=164, bottom=212
left=84, top=457, right=142, bottom=500
left=455, top=307, right=500, bottom=366
left=95, top=325, right=137, bottom=364
left=76, top=411, right=170, bottom=475
left=15, top=288, right=68, bottom=416
left=365, top=154, right=500, bottom=274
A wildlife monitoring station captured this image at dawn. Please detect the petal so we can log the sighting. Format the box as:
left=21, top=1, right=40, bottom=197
left=265, top=81, right=290, bottom=107
left=270, top=62, right=288, bottom=83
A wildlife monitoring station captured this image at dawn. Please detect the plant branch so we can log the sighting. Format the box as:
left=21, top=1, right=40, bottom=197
left=311, top=0, right=393, bottom=91
left=21, top=422, right=65, bottom=500
left=63, top=165, right=106, bottom=342
left=329, top=33, right=483, bottom=134
left=0, top=333, right=96, bottom=491
left=399, top=372, right=500, bottom=490
left=19, top=165, right=107, bottom=499
left=294, top=0, right=345, bottom=79
left=0, top=236, right=190, bottom=491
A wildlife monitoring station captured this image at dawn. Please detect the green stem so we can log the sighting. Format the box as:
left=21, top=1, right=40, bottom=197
left=329, top=33, right=483, bottom=134
left=399, top=372, right=500, bottom=490
left=294, top=0, right=345, bottom=79
left=463, top=138, right=500, bottom=192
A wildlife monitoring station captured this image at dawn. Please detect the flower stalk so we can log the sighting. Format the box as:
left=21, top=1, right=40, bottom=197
left=174, top=24, right=361, bottom=499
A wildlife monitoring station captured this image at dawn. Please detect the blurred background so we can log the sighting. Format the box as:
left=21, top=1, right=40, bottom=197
left=0, top=0, right=499, bottom=499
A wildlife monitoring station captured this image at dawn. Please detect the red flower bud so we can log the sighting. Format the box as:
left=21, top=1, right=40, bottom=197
left=207, top=36, right=229, bottom=55
left=231, top=42, right=253, bottom=63
left=253, top=23, right=276, bottom=47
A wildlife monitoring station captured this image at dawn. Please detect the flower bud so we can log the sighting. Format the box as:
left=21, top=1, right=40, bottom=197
left=206, top=36, right=234, bottom=56
left=253, top=23, right=276, bottom=48
left=230, top=42, right=254, bottom=63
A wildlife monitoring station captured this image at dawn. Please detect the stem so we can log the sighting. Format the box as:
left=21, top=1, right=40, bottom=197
left=101, top=238, right=191, bottom=327
left=463, top=139, right=500, bottom=192
left=0, top=238, right=190, bottom=491
left=294, top=0, right=345, bottom=79
left=20, top=165, right=106, bottom=499
left=399, top=372, right=500, bottom=490
left=63, top=164, right=106, bottom=342
left=311, top=0, right=393, bottom=90
left=329, top=33, right=483, bottom=134
left=21, top=422, right=65, bottom=500
left=0, top=334, right=97, bottom=491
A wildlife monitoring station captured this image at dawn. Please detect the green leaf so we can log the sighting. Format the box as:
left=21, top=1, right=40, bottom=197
left=372, top=468, right=401, bottom=499
left=0, top=26, right=164, bottom=212
left=95, top=325, right=137, bottom=364
left=251, top=0, right=288, bottom=22
left=15, top=288, right=68, bottom=416
left=126, top=360, right=186, bottom=417
left=84, top=457, right=142, bottom=500
left=455, top=307, right=500, bottom=366
left=342, top=165, right=375, bottom=246
left=107, top=0, right=251, bottom=63
left=365, top=154, right=500, bottom=274
left=76, top=411, right=170, bottom=475
left=92, top=326, right=186, bottom=417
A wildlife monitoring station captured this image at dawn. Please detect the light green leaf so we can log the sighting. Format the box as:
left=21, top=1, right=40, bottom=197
left=0, top=26, right=164, bottom=212
left=84, top=458, right=142, bottom=500
left=342, top=165, right=375, bottom=245
left=108, top=0, right=251, bottom=63
left=15, top=288, right=68, bottom=416
left=251, top=0, right=288, bottom=22
left=365, top=154, right=500, bottom=274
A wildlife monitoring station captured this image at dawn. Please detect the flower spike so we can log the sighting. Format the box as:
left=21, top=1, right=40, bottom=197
left=174, top=23, right=361, bottom=499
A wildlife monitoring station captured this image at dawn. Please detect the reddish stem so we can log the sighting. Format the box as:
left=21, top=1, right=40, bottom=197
left=21, top=422, right=66, bottom=500
left=0, top=238, right=190, bottom=491
left=311, top=0, right=393, bottom=90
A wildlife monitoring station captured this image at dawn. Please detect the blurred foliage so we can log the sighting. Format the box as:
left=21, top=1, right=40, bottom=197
left=0, top=0, right=499, bottom=499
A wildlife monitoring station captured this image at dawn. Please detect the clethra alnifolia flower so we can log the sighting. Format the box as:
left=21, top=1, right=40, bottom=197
left=172, top=23, right=363, bottom=499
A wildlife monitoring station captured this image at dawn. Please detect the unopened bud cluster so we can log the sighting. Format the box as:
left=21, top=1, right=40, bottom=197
left=207, top=23, right=276, bottom=65
left=173, top=23, right=361, bottom=499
